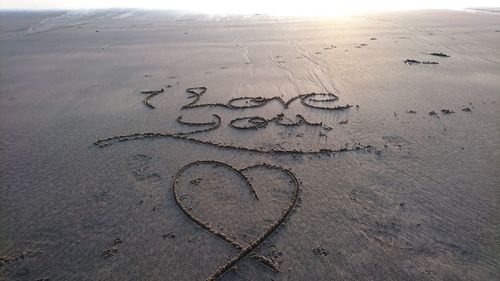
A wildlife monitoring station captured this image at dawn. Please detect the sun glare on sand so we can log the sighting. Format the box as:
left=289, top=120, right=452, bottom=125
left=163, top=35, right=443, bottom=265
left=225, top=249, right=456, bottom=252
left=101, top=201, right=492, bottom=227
left=3, top=0, right=500, bottom=15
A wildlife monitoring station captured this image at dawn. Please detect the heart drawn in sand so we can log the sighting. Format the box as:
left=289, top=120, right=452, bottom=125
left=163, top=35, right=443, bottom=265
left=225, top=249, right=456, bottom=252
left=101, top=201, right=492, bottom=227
left=172, top=160, right=300, bottom=281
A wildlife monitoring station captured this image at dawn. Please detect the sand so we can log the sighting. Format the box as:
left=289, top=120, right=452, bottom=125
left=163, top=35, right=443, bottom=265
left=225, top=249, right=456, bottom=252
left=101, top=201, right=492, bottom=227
left=0, top=8, right=499, bottom=281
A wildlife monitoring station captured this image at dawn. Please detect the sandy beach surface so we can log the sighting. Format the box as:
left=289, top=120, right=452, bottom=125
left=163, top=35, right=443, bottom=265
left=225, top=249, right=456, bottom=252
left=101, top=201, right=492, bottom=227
left=0, top=8, right=499, bottom=281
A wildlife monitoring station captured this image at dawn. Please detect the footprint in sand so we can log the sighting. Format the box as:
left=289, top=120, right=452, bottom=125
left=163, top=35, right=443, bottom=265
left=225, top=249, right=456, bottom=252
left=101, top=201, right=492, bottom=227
left=128, top=154, right=162, bottom=193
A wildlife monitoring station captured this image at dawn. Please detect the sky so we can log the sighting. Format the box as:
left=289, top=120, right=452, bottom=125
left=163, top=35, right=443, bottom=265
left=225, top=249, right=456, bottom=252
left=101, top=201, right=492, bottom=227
left=1, top=0, right=499, bottom=15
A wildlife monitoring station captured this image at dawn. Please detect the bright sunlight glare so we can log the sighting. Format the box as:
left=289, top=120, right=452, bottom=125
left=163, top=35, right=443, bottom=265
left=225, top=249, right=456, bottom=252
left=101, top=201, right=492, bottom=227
left=1, top=0, right=499, bottom=15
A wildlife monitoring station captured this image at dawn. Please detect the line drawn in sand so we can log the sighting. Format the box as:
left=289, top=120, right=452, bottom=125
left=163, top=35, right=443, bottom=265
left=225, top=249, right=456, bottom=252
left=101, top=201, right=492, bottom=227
left=173, top=160, right=300, bottom=280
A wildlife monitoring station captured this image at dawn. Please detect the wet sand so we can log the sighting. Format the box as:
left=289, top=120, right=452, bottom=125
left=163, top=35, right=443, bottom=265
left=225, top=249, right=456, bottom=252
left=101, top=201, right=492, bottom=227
left=0, top=9, right=499, bottom=281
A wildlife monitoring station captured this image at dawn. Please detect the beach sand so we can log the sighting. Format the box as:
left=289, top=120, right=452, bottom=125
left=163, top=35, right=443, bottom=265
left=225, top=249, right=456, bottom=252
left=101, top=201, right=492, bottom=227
left=0, top=9, right=499, bottom=281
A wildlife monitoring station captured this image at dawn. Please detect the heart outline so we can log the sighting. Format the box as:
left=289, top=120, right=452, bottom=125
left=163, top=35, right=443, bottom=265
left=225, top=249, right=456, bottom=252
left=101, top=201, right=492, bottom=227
left=172, top=160, right=300, bottom=281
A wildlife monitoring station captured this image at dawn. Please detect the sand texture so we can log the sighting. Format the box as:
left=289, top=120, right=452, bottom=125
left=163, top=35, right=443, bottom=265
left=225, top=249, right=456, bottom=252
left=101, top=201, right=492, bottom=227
left=0, top=9, right=499, bottom=281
